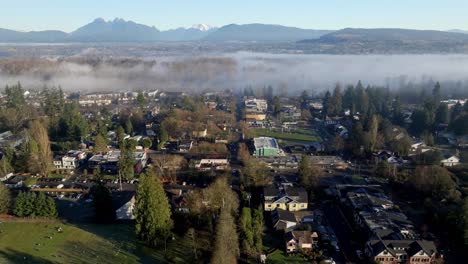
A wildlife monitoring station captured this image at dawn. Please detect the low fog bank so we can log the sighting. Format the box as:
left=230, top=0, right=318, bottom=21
left=1, top=53, right=468, bottom=95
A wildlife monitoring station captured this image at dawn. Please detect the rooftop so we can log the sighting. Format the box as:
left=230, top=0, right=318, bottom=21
left=254, top=137, right=279, bottom=150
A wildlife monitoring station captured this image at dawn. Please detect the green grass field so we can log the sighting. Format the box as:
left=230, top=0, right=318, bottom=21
left=253, top=128, right=321, bottom=144
left=0, top=221, right=192, bottom=264
left=267, top=249, right=309, bottom=264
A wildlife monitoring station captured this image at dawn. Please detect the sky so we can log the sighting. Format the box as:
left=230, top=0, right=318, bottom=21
left=1, top=0, right=468, bottom=32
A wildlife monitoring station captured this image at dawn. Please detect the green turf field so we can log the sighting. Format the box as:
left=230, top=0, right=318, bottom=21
left=253, top=128, right=322, bottom=144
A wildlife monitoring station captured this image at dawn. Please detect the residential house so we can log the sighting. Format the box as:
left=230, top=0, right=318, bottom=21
left=53, top=150, right=86, bottom=170
left=192, top=128, right=208, bottom=138
left=244, top=98, right=268, bottom=121
left=113, top=191, right=136, bottom=220
left=441, top=155, right=460, bottom=167
left=0, top=131, right=25, bottom=148
left=272, top=208, right=297, bottom=231
left=309, top=155, right=347, bottom=169
left=366, top=239, right=439, bottom=264
left=285, top=231, right=319, bottom=253
left=194, top=159, right=229, bottom=171
left=264, top=186, right=308, bottom=212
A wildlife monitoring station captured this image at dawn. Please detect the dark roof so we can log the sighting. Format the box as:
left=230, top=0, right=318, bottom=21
left=285, top=187, right=308, bottom=203
left=112, top=191, right=135, bottom=210
left=273, top=208, right=296, bottom=223
left=264, top=186, right=280, bottom=198
left=285, top=231, right=317, bottom=244
left=369, top=239, right=437, bottom=258
left=407, top=240, right=437, bottom=257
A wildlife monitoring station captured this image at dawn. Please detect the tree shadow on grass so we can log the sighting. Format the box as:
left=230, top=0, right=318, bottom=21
left=0, top=248, right=55, bottom=264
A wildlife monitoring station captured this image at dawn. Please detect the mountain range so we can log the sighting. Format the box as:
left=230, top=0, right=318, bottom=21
left=0, top=18, right=333, bottom=42
left=298, top=28, right=468, bottom=54
left=2, top=18, right=468, bottom=49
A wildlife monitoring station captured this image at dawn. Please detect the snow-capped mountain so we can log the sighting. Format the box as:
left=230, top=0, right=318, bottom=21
left=191, top=24, right=216, bottom=32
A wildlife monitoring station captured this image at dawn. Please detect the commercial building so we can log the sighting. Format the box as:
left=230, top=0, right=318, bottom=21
left=88, top=150, right=147, bottom=174
left=253, top=137, right=283, bottom=157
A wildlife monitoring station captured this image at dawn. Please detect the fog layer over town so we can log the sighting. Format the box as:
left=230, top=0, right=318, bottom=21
left=1, top=52, right=468, bottom=94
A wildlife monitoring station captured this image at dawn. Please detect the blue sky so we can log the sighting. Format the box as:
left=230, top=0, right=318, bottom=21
left=2, top=0, right=468, bottom=32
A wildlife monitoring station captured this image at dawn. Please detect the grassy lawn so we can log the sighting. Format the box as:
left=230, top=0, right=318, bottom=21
left=267, top=249, right=309, bottom=264
left=253, top=128, right=321, bottom=144
left=350, top=175, right=367, bottom=185
left=0, top=221, right=193, bottom=264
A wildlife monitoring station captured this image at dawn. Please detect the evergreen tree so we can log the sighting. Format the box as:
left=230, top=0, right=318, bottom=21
left=0, top=182, right=11, bottom=214
left=158, top=123, right=169, bottom=150
left=410, top=109, right=431, bottom=135
left=451, top=102, right=463, bottom=122
left=366, top=115, right=379, bottom=152
left=13, top=191, right=35, bottom=217
left=34, top=192, right=48, bottom=217
left=44, top=195, right=58, bottom=218
left=252, top=207, right=264, bottom=253
left=135, top=170, right=173, bottom=248
left=343, top=85, right=355, bottom=114
left=96, top=120, right=108, bottom=137
left=94, top=134, right=108, bottom=154
left=116, top=126, right=126, bottom=148
left=432, top=82, right=441, bottom=104
left=136, top=91, right=146, bottom=108
left=331, top=84, right=343, bottom=116
left=435, top=103, right=450, bottom=124
left=450, top=113, right=468, bottom=135
left=118, top=147, right=135, bottom=180
left=13, top=191, right=26, bottom=217
left=90, top=183, right=116, bottom=222
left=125, top=118, right=134, bottom=135
left=240, top=207, right=254, bottom=254
left=4, top=82, right=26, bottom=109
left=392, top=95, right=404, bottom=125
left=141, top=138, right=152, bottom=149
left=272, top=96, right=281, bottom=117
left=322, top=91, right=333, bottom=118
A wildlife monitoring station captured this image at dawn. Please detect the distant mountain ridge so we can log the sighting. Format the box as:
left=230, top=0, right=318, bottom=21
left=298, top=28, right=468, bottom=54
left=70, top=18, right=160, bottom=42
left=203, top=23, right=332, bottom=42
left=310, top=28, right=468, bottom=42
left=0, top=18, right=330, bottom=43
left=1, top=18, right=468, bottom=49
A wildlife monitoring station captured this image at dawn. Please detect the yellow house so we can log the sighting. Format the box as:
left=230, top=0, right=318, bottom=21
left=264, top=186, right=308, bottom=212
left=245, top=113, right=267, bottom=121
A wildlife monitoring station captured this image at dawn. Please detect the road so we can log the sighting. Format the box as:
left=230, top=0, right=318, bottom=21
left=322, top=203, right=360, bottom=264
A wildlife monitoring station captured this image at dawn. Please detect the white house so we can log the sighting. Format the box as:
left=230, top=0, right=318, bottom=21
left=53, top=150, right=86, bottom=170
left=441, top=155, right=460, bottom=167
left=115, top=193, right=136, bottom=220
left=195, top=159, right=229, bottom=171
